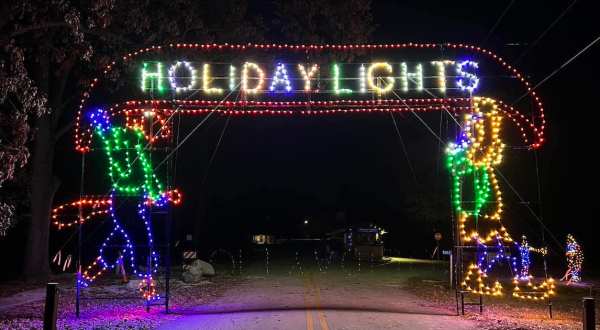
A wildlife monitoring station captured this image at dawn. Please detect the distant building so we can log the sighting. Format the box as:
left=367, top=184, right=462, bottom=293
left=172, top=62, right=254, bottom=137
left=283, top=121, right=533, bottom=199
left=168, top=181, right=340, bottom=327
left=252, top=234, right=275, bottom=245
left=327, top=225, right=386, bottom=260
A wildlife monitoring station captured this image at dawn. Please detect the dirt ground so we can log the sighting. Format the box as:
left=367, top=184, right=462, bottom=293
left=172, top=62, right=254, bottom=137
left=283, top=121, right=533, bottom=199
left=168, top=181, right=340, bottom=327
left=0, top=273, right=240, bottom=329
left=0, top=257, right=595, bottom=329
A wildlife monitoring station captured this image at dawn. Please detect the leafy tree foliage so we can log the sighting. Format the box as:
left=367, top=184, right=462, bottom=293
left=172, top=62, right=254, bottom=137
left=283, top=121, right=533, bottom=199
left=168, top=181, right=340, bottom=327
left=0, top=0, right=373, bottom=279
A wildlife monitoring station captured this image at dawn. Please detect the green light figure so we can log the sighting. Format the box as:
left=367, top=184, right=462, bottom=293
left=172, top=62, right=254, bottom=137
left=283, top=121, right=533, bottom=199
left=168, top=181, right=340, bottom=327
left=78, top=109, right=179, bottom=301
left=96, top=125, right=164, bottom=200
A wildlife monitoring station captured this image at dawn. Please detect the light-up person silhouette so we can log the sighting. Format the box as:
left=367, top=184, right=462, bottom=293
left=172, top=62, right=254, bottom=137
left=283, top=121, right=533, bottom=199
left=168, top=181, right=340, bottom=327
left=447, top=97, right=554, bottom=299
left=79, top=109, right=180, bottom=301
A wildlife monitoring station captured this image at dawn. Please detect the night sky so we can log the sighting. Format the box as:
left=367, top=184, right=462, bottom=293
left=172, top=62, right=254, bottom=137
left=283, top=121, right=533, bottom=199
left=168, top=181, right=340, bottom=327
left=45, top=1, right=599, bottom=274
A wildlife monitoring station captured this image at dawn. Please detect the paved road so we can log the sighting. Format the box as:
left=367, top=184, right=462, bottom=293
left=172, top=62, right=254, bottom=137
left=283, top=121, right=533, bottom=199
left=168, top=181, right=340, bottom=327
left=159, top=262, right=478, bottom=330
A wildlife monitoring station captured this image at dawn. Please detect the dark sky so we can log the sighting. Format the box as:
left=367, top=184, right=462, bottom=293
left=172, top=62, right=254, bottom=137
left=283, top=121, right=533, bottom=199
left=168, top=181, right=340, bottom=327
left=363, top=0, right=596, bottom=261
left=49, top=1, right=598, bottom=268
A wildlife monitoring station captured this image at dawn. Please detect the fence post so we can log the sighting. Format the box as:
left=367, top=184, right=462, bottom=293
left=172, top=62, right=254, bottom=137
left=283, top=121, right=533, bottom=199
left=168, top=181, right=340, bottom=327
left=449, top=252, right=453, bottom=289
left=583, top=297, right=595, bottom=330
left=43, top=283, right=58, bottom=330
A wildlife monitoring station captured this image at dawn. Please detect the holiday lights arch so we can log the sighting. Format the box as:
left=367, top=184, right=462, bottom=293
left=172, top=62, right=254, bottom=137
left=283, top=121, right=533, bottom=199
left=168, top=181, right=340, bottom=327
left=73, top=43, right=546, bottom=152
left=53, top=43, right=552, bottom=309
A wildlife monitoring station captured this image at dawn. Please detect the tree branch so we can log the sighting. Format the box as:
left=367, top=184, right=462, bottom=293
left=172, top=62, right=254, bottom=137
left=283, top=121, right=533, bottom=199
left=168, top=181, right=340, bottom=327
left=81, top=27, right=134, bottom=46
left=53, top=93, right=79, bottom=117
left=51, top=58, right=75, bottom=127
left=8, top=22, right=70, bottom=39
left=54, top=119, right=75, bottom=141
left=4, top=22, right=134, bottom=46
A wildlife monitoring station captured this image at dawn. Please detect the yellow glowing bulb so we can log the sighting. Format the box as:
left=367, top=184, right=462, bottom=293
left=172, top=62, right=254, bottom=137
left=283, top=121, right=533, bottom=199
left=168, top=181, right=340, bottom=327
left=203, top=64, right=223, bottom=94
left=242, top=62, right=265, bottom=94
left=298, top=64, right=319, bottom=91
left=367, top=62, right=395, bottom=95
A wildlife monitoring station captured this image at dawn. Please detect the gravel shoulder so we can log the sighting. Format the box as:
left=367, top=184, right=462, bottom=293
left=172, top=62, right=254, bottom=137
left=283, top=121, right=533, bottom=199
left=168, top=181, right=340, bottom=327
left=0, top=273, right=242, bottom=329
left=1, top=259, right=593, bottom=329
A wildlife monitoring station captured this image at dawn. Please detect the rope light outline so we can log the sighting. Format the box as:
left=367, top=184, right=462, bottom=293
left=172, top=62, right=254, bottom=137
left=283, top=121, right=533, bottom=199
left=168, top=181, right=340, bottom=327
left=74, top=43, right=546, bottom=153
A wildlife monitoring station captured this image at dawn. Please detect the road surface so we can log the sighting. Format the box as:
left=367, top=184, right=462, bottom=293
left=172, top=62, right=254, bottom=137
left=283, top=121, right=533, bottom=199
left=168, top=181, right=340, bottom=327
left=159, top=261, right=478, bottom=330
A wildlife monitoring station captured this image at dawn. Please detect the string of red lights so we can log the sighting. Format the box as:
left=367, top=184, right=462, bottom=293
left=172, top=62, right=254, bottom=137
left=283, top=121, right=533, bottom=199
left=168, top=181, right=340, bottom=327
left=74, top=43, right=546, bottom=153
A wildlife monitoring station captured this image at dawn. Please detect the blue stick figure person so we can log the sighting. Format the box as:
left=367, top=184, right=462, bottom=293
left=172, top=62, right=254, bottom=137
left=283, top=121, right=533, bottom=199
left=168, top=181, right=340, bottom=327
left=79, top=109, right=181, bottom=301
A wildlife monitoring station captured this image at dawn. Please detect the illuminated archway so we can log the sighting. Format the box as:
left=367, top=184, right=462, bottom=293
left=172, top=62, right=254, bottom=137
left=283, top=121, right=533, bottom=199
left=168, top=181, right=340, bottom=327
left=54, top=43, right=552, bottom=309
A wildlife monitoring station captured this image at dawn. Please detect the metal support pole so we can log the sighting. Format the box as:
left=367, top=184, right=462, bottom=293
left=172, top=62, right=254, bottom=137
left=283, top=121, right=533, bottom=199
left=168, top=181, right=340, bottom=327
left=265, top=247, right=270, bottom=276
left=583, top=297, right=595, bottom=330
left=143, top=195, right=153, bottom=313
left=453, top=224, right=463, bottom=317
left=76, top=153, right=85, bottom=318
left=75, top=268, right=80, bottom=318
left=238, top=249, right=243, bottom=275
left=146, top=120, right=153, bottom=313
left=43, top=283, right=58, bottom=330
left=449, top=252, right=453, bottom=289
left=146, top=250, right=151, bottom=312
left=165, top=136, right=173, bottom=314
left=165, top=207, right=172, bottom=313
left=455, top=289, right=460, bottom=316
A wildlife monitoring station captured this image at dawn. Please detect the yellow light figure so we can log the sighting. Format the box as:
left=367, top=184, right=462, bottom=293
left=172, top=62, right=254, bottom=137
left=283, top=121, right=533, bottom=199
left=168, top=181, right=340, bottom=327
left=451, top=98, right=508, bottom=244
left=367, top=62, right=395, bottom=95
left=203, top=64, right=224, bottom=94
left=298, top=64, right=319, bottom=91
left=462, top=264, right=503, bottom=296
left=450, top=97, right=555, bottom=301
left=241, top=62, right=265, bottom=94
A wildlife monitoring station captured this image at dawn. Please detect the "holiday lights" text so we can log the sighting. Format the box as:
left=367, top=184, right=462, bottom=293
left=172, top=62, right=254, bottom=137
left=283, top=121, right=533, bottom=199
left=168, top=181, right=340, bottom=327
left=140, top=60, right=480, bottom=95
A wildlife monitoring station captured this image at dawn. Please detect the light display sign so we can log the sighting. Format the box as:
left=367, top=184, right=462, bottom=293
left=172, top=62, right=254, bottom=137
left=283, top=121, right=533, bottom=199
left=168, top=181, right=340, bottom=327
left=56, top=43, right=552, bottom=303
left=139, top=60, right=480, bottom=95
left=73, top=43, right=546, bottom=154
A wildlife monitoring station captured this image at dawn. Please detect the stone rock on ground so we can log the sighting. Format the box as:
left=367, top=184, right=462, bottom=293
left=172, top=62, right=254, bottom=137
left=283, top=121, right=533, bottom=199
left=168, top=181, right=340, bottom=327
left=182, top=259, right=215, bottom=283
left=195, top=259, right=215, bottom=276
left=126, top=279, right=143, bottom=290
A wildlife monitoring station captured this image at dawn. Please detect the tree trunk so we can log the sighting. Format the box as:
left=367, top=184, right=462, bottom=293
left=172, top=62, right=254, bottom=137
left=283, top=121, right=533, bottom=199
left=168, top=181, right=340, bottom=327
left=22, top=46, right=71, bottom=281
left=23, top=114, right=56, bottom=280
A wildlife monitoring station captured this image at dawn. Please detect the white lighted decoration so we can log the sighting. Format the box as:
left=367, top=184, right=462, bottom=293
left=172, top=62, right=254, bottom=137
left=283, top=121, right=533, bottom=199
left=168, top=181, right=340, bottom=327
left=141, top=62, right=164, bottom=92
left=367, top=62, right=395, bottom=95
left=229, top=65, right=236, bottom=91
left=70, top=44, right=549, bottom=309
left=333, top=64, right=352, bottom=94
left=202, top=64, right=223, bottom=94
left=400, top=62, right=423, bottom=92
left=298, top=64, right=319, bottom=91
left=140, top=60, right=481, bottom=95
left=456, top=60, right=480, bottom=92
left=167, top=61, right=196, bottom=93
left=242, top=62, right=265, bottom=94
left=359, top=64, right=366, bottom=93
left=270, top=63, right=292, bottom=92
left=431, top=60, right=455, bottom=93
